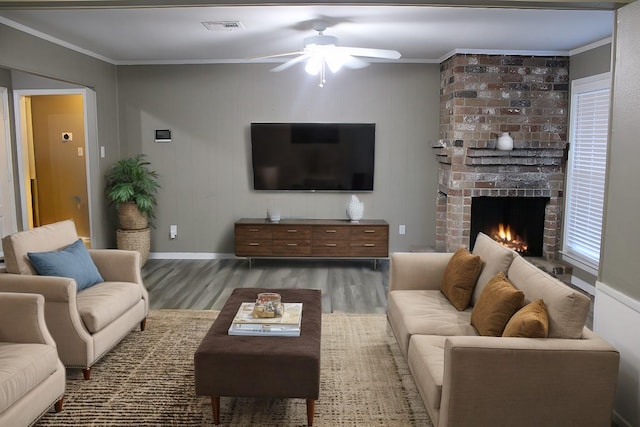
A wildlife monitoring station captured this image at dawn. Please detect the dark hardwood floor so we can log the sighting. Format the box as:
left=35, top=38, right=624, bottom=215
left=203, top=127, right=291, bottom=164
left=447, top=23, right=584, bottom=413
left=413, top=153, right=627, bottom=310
left=142, top=258, right=390, bottom=314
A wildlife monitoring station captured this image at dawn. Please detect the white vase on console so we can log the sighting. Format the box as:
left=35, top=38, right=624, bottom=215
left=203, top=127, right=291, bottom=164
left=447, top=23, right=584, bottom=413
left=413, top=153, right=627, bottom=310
left=346, top=195, right=364, bottom=223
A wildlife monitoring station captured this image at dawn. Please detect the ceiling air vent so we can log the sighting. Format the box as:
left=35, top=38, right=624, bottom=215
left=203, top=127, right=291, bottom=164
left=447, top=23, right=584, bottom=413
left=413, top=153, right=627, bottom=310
left=202, top=21, right=244, bottom=32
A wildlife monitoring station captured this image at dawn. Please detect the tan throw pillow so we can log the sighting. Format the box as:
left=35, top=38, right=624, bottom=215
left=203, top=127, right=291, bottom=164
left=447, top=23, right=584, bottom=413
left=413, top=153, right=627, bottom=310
left=440, top=248, right=483, bottom=311
left=471, top=272, right=524, bottom=336
left=503, top=299, right=549, bottom=338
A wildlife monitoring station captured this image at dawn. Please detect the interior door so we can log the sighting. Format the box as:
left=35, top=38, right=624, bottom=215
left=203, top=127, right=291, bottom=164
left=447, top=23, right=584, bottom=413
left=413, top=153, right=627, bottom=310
left=13, top=89, right=94, bottom=245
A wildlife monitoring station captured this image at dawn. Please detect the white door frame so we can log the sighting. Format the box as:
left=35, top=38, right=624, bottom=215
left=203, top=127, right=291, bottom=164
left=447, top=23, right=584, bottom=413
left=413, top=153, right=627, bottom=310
left=12, top=88, right=97, bottom=239
left=0, top=87, right=18, bottom=240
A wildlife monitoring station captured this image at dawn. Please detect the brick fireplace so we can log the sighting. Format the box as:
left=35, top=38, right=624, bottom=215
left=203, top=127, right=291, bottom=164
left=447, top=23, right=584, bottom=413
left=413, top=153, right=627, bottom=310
left=434, top=54, right=569, bottom=260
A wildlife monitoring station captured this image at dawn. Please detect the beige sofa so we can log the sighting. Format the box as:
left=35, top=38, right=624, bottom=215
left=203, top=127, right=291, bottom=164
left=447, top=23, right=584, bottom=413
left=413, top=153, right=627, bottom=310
left=387, top=233, right=619, bottom=427
left=0, top=292, right=65, bottom=426
left=0, top=220, right=148, bottom=379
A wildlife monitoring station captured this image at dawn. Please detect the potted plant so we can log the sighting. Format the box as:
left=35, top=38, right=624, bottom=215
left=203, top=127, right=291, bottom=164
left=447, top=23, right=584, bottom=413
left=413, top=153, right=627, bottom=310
left=105, top=154, right=160, bottom=229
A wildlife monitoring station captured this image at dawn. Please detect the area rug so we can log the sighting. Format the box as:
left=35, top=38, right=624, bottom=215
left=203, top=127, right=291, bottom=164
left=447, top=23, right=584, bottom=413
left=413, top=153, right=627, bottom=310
left=36, top=310, right=431, bottom=426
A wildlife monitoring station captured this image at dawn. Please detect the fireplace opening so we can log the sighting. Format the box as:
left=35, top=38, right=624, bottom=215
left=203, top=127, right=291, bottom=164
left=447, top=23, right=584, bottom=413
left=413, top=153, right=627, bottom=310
left=470, top=197, right=550, bottom=257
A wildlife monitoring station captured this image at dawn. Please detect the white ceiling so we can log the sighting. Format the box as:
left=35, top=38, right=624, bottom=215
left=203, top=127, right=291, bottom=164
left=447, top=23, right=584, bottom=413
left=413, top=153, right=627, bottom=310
left=0, top=4, right=614, bottom=65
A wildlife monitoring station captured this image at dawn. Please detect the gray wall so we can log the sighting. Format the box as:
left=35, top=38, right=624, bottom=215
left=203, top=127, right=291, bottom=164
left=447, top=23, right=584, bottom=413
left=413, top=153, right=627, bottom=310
left=0, top=23, right=119, bottom=248
left=601, top=4, right=640, bottom=301
left=117, top=63, right=440, bottom=254
left=570, top=42, right=612, bottom=81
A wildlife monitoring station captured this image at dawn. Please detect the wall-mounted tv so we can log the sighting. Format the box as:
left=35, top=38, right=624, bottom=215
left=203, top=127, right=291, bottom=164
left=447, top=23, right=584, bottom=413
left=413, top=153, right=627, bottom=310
left=251, top=122, right=375, bottom=192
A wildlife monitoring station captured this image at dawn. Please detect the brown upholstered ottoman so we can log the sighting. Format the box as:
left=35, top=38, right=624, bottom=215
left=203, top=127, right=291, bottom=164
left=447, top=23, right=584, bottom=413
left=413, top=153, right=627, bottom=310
left=194, top=288, right=322, bottom=426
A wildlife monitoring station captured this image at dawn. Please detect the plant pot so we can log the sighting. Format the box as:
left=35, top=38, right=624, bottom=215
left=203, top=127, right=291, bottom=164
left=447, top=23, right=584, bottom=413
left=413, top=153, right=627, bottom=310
left=118, top=202, right=148, bottom=230
left=116, top=228, right=150, bottom=267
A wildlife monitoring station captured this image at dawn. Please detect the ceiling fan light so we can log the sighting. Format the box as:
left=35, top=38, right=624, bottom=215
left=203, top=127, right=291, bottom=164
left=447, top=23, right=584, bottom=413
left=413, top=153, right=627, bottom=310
left=325, top=54, right=344, bottom=74
left=305, top=55, right=322, bottom=75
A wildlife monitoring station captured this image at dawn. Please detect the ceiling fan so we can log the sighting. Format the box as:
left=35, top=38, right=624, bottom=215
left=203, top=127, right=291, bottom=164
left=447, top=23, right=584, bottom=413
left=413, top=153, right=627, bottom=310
left=256, top=21, right=402, bottom=87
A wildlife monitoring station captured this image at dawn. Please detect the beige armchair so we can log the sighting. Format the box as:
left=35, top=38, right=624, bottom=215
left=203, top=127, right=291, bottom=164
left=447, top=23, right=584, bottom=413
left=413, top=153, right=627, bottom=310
left=0, top=219, right=148, bottom=380
left=0, top=292, right=65, bottom=426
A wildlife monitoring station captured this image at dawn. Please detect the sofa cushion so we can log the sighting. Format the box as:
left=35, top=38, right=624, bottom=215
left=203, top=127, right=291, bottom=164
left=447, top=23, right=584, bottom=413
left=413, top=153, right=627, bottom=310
left=471, top=232, right=516, bottom=306
left=0, top=343, right=59, bottom=414
left=440, top=248, right=483, bottom=311
left=1, top=219, right=79, bottom=275
left=407, top=335, right=447, bottom=411
left=507, top=256, right=590, bottom=339
left=27, top=239, right=104, bottom=291
left=76, top=282, right=143, bottom=333
left=387, top=290, right=478, bottom=357
left=471, top=272, right=524, bottom=336
left=503, top=299, right=549, bottom=338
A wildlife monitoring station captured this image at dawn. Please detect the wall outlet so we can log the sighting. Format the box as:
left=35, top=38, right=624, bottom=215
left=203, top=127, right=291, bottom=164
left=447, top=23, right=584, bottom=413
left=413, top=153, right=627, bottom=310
left=170, top=224, right=177, bottom=239
left=399, top=225, right=406, bottom=235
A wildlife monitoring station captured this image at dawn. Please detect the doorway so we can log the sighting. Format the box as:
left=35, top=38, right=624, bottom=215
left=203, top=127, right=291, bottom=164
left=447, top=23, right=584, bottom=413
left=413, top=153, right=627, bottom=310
left=0, top=87, right=18, bottom=253
left=13, top=89, right=94, bottom=245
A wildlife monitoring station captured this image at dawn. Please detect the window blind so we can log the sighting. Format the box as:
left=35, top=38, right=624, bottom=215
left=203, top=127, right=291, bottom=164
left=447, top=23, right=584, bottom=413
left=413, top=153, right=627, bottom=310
left=564, top=74, right=610, bottom=270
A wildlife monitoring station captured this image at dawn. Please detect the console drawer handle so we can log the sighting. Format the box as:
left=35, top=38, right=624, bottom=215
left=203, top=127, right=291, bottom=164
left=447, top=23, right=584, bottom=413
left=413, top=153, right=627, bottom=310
left=287, top=243, right=298, bottom=246
left=325, top=243, right=337, bottom=247
left=249, top=228, right=259, bottom=232
left=325, top=229, right=337, bottom=233
left=364, top=230, right=376, bottom=233
left=364, top=243, right=376, bottom=247
left=287, top=229, right=298, bottom=233
left=249, top=243, right=260, bottom=246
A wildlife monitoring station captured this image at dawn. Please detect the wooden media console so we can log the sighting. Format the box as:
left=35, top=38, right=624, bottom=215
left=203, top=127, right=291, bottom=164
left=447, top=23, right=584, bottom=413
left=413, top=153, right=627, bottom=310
left=234, top=218, right=389, bottom=266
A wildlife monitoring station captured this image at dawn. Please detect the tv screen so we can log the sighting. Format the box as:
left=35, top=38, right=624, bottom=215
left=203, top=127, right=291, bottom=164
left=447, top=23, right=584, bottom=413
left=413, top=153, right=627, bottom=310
left=251, top=123, right=375, bottom=191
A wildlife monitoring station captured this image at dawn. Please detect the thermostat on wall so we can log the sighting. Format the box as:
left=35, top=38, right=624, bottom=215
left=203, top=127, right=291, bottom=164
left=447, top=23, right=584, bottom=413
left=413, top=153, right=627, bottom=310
left=155, top=129, right=172, bottom=143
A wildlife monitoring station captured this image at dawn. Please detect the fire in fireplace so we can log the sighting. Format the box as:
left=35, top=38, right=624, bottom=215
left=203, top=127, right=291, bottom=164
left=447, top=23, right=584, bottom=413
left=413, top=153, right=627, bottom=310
left=492, top=223, right=528, bottom=253
left=470, top=197, right=550, bottom=257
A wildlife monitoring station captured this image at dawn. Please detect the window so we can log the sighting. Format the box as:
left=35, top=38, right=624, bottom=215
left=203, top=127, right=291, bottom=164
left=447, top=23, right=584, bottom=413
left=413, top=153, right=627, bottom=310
left=563, top=73, right=611, bottom=273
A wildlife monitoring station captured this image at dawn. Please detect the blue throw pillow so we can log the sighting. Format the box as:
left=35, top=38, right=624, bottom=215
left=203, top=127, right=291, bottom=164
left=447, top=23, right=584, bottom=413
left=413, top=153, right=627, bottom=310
left=28, top=239, right=104, bottom=291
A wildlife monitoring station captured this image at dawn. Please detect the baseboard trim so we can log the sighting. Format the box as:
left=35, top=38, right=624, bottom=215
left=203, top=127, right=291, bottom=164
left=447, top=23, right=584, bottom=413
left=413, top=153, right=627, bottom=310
left=148, top=252, right=238, bottom=260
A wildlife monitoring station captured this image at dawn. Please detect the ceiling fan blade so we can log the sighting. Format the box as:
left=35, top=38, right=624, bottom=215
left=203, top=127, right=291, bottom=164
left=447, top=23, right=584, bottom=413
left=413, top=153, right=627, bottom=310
left=252, top=51, right=305, bottom=60
left=339, top=47, right=401, bottom=60
left=342, top=55, right=369, bottom=70
left=270, top=54, right=311, bottom=72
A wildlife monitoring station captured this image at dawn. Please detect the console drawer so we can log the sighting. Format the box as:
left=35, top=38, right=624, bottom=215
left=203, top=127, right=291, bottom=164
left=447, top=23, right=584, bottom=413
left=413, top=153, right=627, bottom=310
left=272, top=239, right=312, bottom=256
left=350, top=226, right=389, bottom=242
left=312, top=226, right=350, bottom=240
left=350, top=241, right=389, bottom=257
left=235, top=240, right=273, bottom=256
left=312, top=240, right=350, bottom=257
left=272, top=226, right=312, bottom=240
left=235, top=224, right=272, bottom=239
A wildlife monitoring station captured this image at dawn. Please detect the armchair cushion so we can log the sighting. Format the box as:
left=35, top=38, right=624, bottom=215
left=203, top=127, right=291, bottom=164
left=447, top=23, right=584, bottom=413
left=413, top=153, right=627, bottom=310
left=0, top=343, right=60, bottom=414
left=28, top=239, right=104, bottom=291
left=76, top=282, right=144, bottom=333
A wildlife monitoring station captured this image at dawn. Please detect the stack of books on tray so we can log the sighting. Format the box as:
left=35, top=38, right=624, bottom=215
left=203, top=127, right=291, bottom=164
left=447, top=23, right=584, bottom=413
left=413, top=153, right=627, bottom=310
left=228, top=302, right=303, bottom=337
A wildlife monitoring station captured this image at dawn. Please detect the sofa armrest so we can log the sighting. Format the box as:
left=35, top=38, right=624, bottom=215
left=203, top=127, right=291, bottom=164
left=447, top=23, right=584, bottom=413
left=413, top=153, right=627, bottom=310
left=89, top=249, right=142, bottom=284
left=0, top=292, right=56, bottom=347
left=389, top=252, right=453, bottom=292
left=0, top=273, right=76, bottom=302
left=439, top=334, right=619, bottom=427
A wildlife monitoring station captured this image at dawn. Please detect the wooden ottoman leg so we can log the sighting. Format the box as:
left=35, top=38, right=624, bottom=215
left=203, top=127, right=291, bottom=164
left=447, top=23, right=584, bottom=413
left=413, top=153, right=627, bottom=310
left=306, top=398, right=315, bottom=426
left=211, top=396, right=220, bottom=425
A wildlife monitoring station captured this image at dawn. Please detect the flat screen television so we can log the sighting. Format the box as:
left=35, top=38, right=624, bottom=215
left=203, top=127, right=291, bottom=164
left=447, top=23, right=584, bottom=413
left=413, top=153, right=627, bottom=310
left=251, top=122, right=375, bottom=191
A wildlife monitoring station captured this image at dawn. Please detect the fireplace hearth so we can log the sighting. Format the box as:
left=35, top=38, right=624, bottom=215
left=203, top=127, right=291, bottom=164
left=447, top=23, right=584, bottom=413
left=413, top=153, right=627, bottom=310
left=470, top=197, right=549, bottom=257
